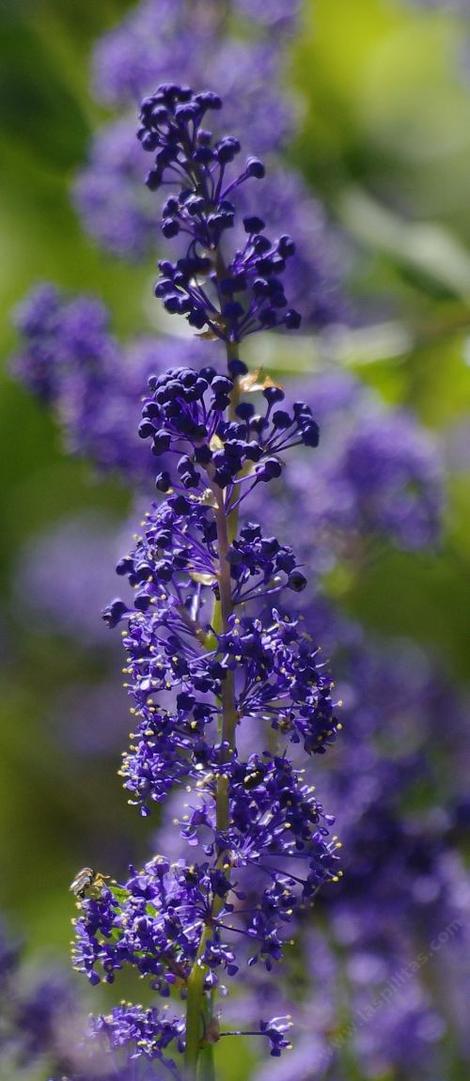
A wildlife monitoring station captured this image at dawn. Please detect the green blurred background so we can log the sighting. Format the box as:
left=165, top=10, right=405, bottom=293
left=0, top=0, right=469, bottom=1029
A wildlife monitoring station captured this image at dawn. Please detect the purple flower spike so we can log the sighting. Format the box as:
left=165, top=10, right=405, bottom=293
left=60, top=67, right=343, bottom=1080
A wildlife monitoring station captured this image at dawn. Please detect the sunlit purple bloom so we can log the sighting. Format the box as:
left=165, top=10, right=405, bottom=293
left=115, top=597, right=339, bottom=813
left=73, top=786, right=338, bottom=990
left=91, top=1002, right=185, bottom=1069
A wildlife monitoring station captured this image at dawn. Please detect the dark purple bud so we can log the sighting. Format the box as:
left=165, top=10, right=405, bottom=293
left=155, top=471, right=171, bottom=492
left=162, top=219, right=180, bottom=238
left=256, top=458, right=282, bottom=482
left=288, top=571, right=307, bottom=592
left=236, top=402, right=255, bottom=421
left=228, top=358, right=248, bottom=377
left=138, top=419, right=155, bottom=439
left=243, top=216, right=265, bottom=234
left=145, top=169, right=161, bottom=191
left=285, top=309, right=301, bottom=329
left=263, top=386, right=285, bottom=404
left=272, top=410, right=291, bottom=429
left=196, top=91, right=222, bottom=110
left=102, top=598, right=129, bottom=628
left=278, top=235, right=296, bottom=258
left=246, top=157, right=265, bottom=178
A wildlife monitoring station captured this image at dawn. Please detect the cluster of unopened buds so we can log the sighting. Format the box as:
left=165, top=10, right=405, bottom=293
left=139, top=84, right=302, bottom=341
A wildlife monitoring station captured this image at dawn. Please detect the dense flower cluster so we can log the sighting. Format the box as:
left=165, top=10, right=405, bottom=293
left=73, top=0, right=346, bottom=328
left=90, top=1001, right=185, bottom=1070
left=75, top=122, right=346, bottom=325
left=114, top=603, right=339, bottom=811
left=100, top=370, right=337, bottom=816
left=114, top=499, right=306, bottom=613
left=136, top=84, right=301, bottom=340
left=90, top=1001, right=292, bottom=1065
left=138, top=365, right=318, bottom=492
left=11, top=296, right=442, bottom=555
left=9, top=28, right=468, bottom=1077
left=74, top=770, right=337, bottom=989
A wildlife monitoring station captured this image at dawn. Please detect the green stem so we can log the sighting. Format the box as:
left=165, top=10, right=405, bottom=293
left=184, top=338, right=241, bottom=1079
left=197, top=1044, right=216, bottom=1081
left=185, top=927, right=210, bottom=1076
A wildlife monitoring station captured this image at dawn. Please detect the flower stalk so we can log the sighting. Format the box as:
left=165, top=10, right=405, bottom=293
left=185, top=337, right=241, bottom=1076
left=69, top=83, right=340, bottom=1080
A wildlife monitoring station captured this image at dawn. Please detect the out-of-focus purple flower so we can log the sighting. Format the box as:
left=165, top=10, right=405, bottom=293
left=0, top=921, right=22, bottom=985
left=12, top=969, right=79, bottom=1066
left=15, top=513, right=129, bottom=646
left=11, top=283, right=140, bottom=473
left=91, top=1, right=296, bottom=153
left=252, top=894, right=464, bottom=1081
left=50, top=680, right=130, bottom=756
left=410, top=0, right=470, bottom=10
left=12, top=284, right=118, bottom=404
left=334, top=409, right=443, bottom=549
left=11, top=284, right=213, bottom=479
left=233, top=0, right=302, bottom=31
left=73, top=118, right=154, bottom=259
left=259, top=371, right=443, bottom=569
left=0, top=922, right=90, bottom=1078
left=0, top=914, right=177, bottom=1079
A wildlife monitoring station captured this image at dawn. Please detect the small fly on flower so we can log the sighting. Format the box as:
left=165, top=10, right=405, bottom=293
left=70, top=867, right=109, bottom=900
